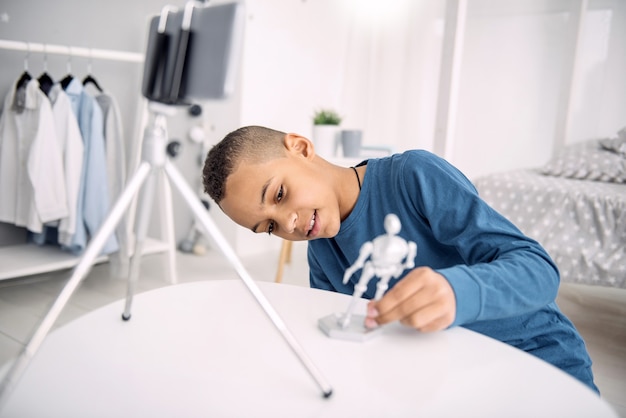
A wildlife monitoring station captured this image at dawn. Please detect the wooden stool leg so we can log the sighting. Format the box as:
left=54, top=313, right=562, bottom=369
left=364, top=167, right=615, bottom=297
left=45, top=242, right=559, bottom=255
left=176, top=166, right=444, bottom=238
left=285, top=240, right=293, bottom=264
left=275, top=240, right=293, bottom=283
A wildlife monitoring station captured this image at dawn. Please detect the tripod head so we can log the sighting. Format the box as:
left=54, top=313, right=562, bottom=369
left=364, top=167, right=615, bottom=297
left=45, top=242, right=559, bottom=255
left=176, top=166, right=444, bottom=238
left=142, top=1, right=245, bottom=106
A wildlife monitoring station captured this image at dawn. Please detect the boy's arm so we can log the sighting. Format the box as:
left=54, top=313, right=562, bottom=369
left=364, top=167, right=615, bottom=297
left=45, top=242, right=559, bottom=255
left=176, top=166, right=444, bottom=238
left=402, top=152, right=559, bottom=327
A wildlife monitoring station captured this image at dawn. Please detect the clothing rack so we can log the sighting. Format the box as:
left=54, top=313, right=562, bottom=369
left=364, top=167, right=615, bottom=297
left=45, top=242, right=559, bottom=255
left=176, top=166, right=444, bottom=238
left=0, top=39, right=144, bottom=63
left=0, top=38, right=174, bottom=283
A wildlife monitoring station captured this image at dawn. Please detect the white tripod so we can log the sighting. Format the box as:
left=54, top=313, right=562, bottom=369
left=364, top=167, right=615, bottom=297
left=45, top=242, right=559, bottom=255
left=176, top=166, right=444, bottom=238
left=0, top=102, right=332, bottom=408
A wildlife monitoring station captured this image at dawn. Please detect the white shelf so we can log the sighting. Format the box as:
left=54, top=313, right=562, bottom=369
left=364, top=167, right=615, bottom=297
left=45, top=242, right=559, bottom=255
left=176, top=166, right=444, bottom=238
left=0, top=238, right=169, bottom=281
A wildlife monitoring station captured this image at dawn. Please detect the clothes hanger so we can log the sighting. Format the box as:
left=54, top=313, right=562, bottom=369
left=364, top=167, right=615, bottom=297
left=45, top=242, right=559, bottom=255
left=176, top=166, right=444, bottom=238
left=15, top=44, right=32, bottom=90
left=82, top=74, right=103, bottom=92
left=16, top=70, right=32, bottom=90
left=82, top=49, right=104, bottom=92
left=60, top=46, right=74, bottom=90
left=37, top=44, right=55, bottom=96
left=38, top=72, right=54, bottom=96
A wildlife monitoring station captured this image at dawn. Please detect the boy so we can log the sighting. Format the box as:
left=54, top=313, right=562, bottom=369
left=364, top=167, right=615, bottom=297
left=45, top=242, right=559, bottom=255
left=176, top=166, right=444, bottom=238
left=202, top=125, right=598, bottom=393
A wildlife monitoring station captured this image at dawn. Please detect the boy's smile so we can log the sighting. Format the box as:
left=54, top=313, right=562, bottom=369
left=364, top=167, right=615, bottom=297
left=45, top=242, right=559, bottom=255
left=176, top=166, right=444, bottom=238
left=307, top=210, right=320, bottom=238
left=218, top=134, right=361, bottom=241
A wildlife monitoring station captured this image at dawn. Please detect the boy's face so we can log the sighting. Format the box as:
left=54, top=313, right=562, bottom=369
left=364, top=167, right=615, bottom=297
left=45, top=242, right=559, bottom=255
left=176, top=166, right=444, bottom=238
left=219, top=134, right=345, bottom=241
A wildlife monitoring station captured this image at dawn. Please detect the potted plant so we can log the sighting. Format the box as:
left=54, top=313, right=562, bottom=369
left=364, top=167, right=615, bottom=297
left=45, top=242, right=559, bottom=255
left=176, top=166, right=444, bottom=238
left=313, top=109, right=342, bottom=126
left=312, top=108, right=342, bottom=158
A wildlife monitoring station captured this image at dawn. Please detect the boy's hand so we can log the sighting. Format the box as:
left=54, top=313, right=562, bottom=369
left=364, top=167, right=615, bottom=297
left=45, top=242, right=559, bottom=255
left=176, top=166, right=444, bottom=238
left=365, top=267, right=456, bottom=332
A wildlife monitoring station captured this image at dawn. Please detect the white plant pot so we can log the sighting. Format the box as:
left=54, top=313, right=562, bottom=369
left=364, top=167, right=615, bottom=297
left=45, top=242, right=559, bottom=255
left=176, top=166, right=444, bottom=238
left=312, top=125, right=340, bottom=159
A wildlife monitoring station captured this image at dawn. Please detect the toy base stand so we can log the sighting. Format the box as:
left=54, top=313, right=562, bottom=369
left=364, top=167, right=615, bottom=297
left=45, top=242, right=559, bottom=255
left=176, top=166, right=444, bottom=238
left=318, top=313, right=384, bottom=342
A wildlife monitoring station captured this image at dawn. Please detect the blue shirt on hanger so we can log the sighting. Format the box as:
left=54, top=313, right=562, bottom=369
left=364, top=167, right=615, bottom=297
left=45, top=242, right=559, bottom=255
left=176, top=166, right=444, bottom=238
left=63, top=78, right=118, bottom=255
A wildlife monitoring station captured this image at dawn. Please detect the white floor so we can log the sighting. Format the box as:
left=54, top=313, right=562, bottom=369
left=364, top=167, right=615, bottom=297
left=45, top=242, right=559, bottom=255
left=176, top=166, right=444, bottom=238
left=0, top=242, right=624, bottom=416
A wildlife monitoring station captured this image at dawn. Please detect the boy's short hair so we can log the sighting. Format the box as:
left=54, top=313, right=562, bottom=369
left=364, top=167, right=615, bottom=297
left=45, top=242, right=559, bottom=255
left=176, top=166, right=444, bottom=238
left=202, top=125, right=286, bottom=203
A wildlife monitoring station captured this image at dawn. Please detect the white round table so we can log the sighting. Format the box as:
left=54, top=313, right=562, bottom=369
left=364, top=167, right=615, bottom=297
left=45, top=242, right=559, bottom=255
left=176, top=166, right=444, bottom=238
left=0, top=280, right=617, bottom=417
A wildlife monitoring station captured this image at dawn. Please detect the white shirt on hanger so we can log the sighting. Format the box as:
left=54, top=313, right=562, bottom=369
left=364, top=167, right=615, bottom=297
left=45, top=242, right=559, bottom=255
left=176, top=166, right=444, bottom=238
left=48, top=84, right=84, bottom=246
left=0, top=79, right=68, bottom=233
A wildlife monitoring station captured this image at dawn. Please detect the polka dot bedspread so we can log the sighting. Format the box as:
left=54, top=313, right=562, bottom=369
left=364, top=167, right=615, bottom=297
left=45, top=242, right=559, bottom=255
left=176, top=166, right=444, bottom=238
left=474, top=169, right=626, bottom=288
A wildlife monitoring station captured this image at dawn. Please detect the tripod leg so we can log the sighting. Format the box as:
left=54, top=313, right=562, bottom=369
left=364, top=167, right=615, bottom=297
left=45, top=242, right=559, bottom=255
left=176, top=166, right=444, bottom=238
left=0, top=162, right=152, bottom=408
left=157, top=169, right=177, bottom=284
left=122, top=167, right=158, bottom=321
left=164, top=161, right=333, bottom=398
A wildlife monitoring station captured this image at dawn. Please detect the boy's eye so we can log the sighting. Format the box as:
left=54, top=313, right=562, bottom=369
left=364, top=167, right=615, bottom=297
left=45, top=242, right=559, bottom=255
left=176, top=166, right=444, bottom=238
left=267, top=186, right=283, bottom=235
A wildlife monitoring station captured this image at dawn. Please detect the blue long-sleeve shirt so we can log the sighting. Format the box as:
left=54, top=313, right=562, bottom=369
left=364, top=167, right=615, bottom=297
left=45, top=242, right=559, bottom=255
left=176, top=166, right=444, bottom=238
left=308, top=150, right=597, bottom=393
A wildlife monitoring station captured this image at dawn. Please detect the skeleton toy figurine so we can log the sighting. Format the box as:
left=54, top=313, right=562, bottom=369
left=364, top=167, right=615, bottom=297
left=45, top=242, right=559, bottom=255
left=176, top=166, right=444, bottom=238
left=318, top=213, right=417, bottom=341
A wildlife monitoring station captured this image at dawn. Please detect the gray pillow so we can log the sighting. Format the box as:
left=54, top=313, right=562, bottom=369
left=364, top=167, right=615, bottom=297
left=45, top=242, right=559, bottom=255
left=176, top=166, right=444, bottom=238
left=540, top=139, right=626, bottom=183
left=600, top=127, right=626, bottom=157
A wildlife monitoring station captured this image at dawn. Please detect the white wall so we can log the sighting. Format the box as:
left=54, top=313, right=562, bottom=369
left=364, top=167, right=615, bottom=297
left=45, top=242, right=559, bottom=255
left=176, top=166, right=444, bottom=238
left=570, top=4, right=626, bottom=143
left=236, top=0, right=447, bottom=152
left=452, top=0, right=626, bottom=179
left=229, top=0, right=449, bottom=256
left=234, top=0, right=625, bottom=186
left=452, top=4, right=569, bottom=178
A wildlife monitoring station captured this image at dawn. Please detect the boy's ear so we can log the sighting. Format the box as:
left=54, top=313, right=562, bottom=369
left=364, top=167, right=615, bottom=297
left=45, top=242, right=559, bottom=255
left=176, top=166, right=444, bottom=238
left=284, top=133, right=315, bottom=159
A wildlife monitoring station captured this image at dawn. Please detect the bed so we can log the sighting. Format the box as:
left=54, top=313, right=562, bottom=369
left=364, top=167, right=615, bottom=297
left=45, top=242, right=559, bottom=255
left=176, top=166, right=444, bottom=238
left=473, top=134, right=626, bottom=289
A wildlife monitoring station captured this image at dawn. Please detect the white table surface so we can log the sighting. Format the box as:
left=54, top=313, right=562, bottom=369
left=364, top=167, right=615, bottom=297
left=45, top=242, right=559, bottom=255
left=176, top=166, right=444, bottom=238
left=0, top=280, right=617, bottom=417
